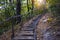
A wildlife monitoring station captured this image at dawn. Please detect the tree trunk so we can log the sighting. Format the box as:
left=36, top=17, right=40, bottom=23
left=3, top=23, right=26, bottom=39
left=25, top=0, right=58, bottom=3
left=16, top=0, right=21, bottom=23
left=27, top=0, right=29, bottom=12
left=32, top=0, right=34, bottom=11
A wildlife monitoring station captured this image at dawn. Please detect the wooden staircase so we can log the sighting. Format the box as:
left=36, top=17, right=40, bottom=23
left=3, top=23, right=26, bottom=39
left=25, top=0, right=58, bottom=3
left=13, top=15, right=43, bottom=40
left=13, top=26, right=35, bottom=40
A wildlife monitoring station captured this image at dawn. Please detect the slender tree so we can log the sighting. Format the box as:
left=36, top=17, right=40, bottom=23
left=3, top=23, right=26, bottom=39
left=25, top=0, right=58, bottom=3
left=32, top=0, right=34, bottom=13
left=9, top=0, right=14, bottom=3
left=16, top=0, right=21, bottom=23
left=5, top=0, right=10, bottom=19
left=27, top=0, right=29, bottom=12
left=9, top=0, right=11, bottom=3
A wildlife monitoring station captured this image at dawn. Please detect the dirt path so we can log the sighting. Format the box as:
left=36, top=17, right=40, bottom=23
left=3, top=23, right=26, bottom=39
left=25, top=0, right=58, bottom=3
left=37, top=13, right=51, bottom=40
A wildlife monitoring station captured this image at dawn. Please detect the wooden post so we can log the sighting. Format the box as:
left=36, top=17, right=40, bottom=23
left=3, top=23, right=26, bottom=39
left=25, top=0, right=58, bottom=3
left=11, top=17, right=15, bottom=40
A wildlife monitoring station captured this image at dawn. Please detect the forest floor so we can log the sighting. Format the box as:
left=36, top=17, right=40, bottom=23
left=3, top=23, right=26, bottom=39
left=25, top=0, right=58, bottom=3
left=37, top=13, right=52, bottom=40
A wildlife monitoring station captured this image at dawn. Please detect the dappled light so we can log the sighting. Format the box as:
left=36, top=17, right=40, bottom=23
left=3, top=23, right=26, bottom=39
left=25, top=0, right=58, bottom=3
left=37, top=0, right=45, bottom=4
left=34, top=0, right=46, bottom=9
left=0, top=0, right=60, bottom=40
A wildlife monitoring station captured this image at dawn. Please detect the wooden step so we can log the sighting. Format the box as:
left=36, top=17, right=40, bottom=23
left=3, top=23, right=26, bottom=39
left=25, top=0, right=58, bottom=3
left=17, top=32, right=34, bottom=36
left=13, top=36, right=34, bottom=40
left=20, top=33, right=33, bottom=35
left=23, top=27, right=34, bottom=29
left=26, top=26, right=34, bottom=28
left=22, top=28, right=34, bottom=31
left=20, top=31, right=33, bottom=33
left=22, top=29, right=34, bottom=31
